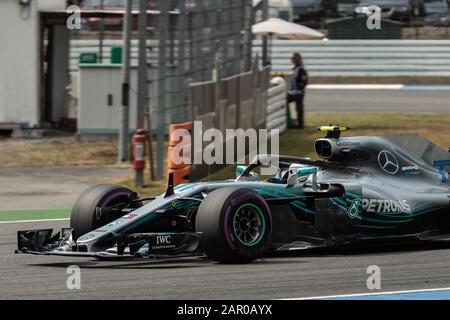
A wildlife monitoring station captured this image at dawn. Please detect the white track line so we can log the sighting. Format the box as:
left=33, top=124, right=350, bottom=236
left=0, top=218, right=69, bottom=224
left=308, top=84, right=404, bottom=90
left=308, top=84, right=450, bottom=90
left=283, top=287, right=450, bottom=300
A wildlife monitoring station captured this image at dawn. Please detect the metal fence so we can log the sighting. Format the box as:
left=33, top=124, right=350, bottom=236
left=70, top=0, right=258, bottom=180
left=189, top=63, right=271, bottom=180
left=150, top=0, right=254, bottom=126
left=70, top=0, right=254, bottom=125
left=254, top=39, right=450, bottom=76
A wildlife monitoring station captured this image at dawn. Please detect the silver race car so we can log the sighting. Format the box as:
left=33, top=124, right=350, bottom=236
left=16, top=126, right=450, bottom=263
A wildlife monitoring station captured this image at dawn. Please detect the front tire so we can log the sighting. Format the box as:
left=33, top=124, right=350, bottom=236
left=70, top=184, right=141, bottom=240
left=196, top=188, right=272, bottom=263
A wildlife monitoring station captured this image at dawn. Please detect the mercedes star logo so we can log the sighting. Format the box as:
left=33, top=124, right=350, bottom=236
left=378, top=150, right=399, bottom=175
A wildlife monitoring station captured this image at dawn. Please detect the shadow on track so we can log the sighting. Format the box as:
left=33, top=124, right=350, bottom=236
left=266, top=240, right=450, bottom=258
left=29, top=255, right=211, bottom=270
left=28, top=254, right=311, bottom=269
left=26, top=241, right=450, bottom=269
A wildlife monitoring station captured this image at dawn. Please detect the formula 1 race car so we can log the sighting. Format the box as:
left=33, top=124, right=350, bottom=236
left=16, top=126, right=450, bottom=263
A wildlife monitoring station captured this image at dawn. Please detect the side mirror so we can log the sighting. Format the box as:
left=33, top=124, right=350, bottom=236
left=297, top=167, right=318, bottom=175
left=235, top=165, right=260, bottom=181
left=236, top=165, right=247, bottom=177
left=287, top=167, right=318, bottom=190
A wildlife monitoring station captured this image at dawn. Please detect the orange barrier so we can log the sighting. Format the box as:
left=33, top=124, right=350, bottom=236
left=169, top=165, right=191, bottom=186
left=271, top=71, right=291, bottom=77
left=167, top=121, right=192, bottom=186
left=167, top=144, right=191, bottom=170
left=169, top=121, right=193, bottom=147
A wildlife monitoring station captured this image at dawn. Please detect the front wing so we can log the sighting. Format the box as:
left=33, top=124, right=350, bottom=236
left=16, top=228, right=202, bottom=260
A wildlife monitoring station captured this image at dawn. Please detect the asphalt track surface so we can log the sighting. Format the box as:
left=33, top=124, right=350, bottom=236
left=3, top=220, right=450, bottom=299
left=306, top=88, right=450, bottom=112
left=1, top=89, right=450, bottom=299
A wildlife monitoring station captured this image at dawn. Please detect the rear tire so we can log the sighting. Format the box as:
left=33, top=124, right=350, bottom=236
left=70, top=184, right=141, bottom=240
left=196, top=188, right=272, bottom=263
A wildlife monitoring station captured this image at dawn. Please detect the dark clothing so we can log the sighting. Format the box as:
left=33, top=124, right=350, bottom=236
left=287, top=93, right=305, bottom=129
left=289, top=66, right=308, bottom=94
left=287, top=65, right=308, bottom=128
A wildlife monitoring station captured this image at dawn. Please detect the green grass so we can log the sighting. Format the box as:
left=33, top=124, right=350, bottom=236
left=208, top=112, right=450, bottom=181
left=0, top=209, right=71, bottom=222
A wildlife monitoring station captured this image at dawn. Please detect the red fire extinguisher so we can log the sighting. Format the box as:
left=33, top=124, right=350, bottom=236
left=131, top=128, right=146, bottom=170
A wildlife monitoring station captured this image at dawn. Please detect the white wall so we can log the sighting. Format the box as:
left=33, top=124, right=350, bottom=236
left=0, top=0, right=40, bottom=127
left=37, top=0, right=67, bottom=11
left=0, top=0, right=66, bottom=127
left=254, top=39, right=450, bottom=76
left=78, top=65, right=177, bottom=135
left=78, top=66, right=139, bottom=135
left=50, top=25, right=70, bottom=122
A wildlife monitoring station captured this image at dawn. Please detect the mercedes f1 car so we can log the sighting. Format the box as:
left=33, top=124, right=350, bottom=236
left=16, top=126, right=450, bottom=263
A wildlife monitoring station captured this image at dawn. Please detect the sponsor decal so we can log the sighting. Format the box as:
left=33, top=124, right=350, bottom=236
left=336, top=140, right=360, bottom=147
left=433, top=160, right=450, bottom=183
left=361, top=198, right=412, bottom=214
left=152, top=234, right=176, bottom=250
left=402, top=165, right=420, bottom=176
left=378, top=150, right=399, bottom=175
left=122, top=213, right=138, bottom=219
left=156, top=235, right=172, bottom=245
left=105, top=220, right=124, bottom=229
left=347, top=199, right=361, bottom=218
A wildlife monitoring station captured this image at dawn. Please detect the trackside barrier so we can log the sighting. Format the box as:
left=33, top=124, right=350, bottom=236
left=173, top=65, right=288, bottom=183
left=72, top=39, right=450, bottom=137
left=168, top=121, right=192, bottom=186
left=188, top=63, right=271, bottom=181
left=254, top=39, right=450, bottom=76
left=267, top=77, right=288, bottom=133
left=170, top=165, right=192, bottom=187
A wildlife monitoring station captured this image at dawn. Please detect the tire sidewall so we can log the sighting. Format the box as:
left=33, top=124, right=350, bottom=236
left=196, top=187, right=272, bottom=263
left=220, top=190, right=272, bottom=259
left=70, top=184, right=139, bottom=240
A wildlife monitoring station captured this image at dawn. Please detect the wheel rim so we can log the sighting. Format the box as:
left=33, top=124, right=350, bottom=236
left=95, top=191, right=137, bottom=228
left=232, top=203, right=265, bottom=246
left=99, top=191, right=131, bottom=208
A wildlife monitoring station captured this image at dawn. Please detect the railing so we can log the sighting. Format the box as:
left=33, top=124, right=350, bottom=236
left=188, top=65, right=277, bottom=180
left=254, top=39, right=450, bottom=76
left=70, top=39, right=450, bottom=76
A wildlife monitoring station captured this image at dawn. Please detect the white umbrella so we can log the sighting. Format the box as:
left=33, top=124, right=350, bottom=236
left=252, top=18, right=325, bottom=40
left=252, top=18, right=325, bottom=65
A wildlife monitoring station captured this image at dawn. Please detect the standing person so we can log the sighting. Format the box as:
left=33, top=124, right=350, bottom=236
left=287, top=53, right=308, bottom=129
